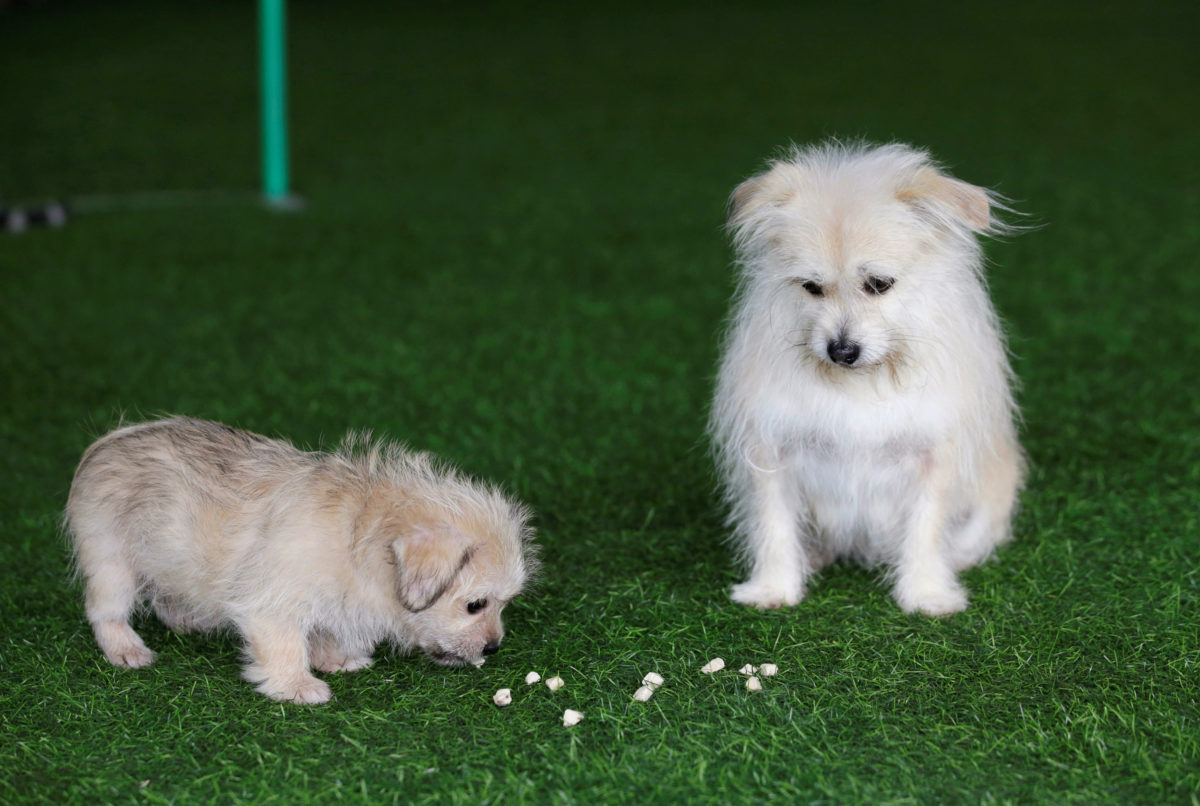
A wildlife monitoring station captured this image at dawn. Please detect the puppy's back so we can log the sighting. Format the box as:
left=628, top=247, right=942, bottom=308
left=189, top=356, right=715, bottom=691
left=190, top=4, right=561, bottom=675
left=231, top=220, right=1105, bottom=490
left=66, top=418, right=304, bottom=580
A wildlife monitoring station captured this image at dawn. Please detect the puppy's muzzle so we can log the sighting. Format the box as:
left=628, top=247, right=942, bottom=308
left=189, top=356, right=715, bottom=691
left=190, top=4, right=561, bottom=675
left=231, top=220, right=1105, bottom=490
left=826, top=337, right=861, bottom=367
left=482, top=640, right=501, bottom=656
left=427, top=649, right=469, bottom=666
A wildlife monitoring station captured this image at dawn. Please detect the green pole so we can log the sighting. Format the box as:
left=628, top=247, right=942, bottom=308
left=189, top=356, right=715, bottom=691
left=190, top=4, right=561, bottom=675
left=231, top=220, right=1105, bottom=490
left=260, top=0, right=298, bottom=208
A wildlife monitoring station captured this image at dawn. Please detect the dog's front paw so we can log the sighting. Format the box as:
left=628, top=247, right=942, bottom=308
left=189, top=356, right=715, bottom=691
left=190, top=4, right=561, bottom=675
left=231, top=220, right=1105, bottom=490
left=730, top=580, right=803, bottom=609
left=894, top=579, right=968, bottom=617
left=257, top=675, right=333, bottom=705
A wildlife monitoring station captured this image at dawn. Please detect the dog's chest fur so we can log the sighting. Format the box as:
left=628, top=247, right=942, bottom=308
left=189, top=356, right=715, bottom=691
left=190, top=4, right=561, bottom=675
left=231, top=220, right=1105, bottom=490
left=791, top=433, right=924, bottom=556
left=766, top=375, right=954, bottom=559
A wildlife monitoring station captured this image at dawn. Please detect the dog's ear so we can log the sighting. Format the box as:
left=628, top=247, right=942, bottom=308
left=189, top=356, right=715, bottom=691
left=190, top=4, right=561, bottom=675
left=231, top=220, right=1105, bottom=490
left=727, top=163, right=795, bottom=233
left=391, top=524, right=475, bottom=612
left=729, top=173, right=768, bottom=227
left=897, top=166, right=992, bottom=232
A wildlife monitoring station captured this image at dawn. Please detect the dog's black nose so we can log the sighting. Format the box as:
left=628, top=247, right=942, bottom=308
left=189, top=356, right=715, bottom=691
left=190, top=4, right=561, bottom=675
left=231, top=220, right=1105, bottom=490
left=482, top=641, right=501, bottom=655
left=827, top=338, right=861, bottom=366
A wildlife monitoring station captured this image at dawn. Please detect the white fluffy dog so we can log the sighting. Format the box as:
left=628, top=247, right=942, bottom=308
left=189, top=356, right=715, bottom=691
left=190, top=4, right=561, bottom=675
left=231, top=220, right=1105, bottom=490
left=711, top=141, right=1024, bottom=616
left=66, top=417, right=537, bottom=703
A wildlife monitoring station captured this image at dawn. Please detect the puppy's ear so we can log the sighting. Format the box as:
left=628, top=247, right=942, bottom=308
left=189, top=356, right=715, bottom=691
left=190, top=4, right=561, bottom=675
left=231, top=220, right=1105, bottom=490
left=391, top=524, right=475, bottom=612
left=897, top=166, right=992, bottom=232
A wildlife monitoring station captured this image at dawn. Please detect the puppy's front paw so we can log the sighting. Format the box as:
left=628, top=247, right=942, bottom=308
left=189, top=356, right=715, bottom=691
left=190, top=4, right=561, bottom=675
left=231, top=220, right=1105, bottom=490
left=730, top=580, right=803, bottom=609
left=257, top=675, right=333, bottom=705
left=894, top=579, right=968, bottom=617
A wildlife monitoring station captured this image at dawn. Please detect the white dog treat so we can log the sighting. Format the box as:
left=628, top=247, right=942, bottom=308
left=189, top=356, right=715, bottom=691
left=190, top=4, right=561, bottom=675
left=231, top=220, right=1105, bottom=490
left=738, top=664, right=757, bottom=675
left=745, top=676, right=762, bottom=692
left=633, top=685, right=655, bottom=702
left=562, top=708, right=584, bottom=727
left=545, top=676, right=565, bottom=691
left=493, top=688, right=512, bottom=707
left=642, top=672, right=664, bottom=690
left=700, top=657, right=725, bottom=674
left=759, top=663, right=778, bottom=677
left=524, top=671, right=541, bottom=685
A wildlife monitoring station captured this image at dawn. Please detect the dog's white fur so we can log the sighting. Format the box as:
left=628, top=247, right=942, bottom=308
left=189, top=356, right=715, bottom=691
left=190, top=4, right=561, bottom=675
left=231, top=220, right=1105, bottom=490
left=711, top=141, right=1024, bottom=616
left=65, top=417, right=537, bottom=703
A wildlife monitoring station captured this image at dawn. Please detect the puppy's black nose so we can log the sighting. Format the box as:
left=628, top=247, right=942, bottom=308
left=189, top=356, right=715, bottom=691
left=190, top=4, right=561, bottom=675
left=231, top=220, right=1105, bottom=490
left=482, top=641, right=501, bottom=655
left=827, top=338, right=861, bottom=366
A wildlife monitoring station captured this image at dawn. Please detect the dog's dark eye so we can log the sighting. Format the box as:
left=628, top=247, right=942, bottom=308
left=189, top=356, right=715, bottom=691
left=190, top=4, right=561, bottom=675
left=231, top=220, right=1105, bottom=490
left=800, top=280, right=824, bottom=297
left=467, top=599, right=488, bottom=615
left=863, top=276, right=894, bottom=295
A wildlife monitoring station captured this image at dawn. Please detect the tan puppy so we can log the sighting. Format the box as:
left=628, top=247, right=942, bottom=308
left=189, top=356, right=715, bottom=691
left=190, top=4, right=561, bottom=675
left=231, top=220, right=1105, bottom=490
left=66, top=417, right=537, bottom=704
left=712, top=141, right=1024, bottom=616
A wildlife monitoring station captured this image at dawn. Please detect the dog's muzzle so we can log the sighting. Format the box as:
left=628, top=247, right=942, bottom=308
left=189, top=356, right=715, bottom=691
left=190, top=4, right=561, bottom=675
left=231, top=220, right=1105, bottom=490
left=826, top=337, right=861, bottom=367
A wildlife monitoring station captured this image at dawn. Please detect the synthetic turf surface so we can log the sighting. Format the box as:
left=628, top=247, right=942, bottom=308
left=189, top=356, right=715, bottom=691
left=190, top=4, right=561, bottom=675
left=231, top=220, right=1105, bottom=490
left=2, top=1, right=1197, bottom=803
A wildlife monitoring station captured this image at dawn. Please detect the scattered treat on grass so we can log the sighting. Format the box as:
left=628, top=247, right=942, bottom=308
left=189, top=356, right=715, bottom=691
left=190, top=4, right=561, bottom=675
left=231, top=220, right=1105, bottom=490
left=642, top=671, right=664, bottom=689
left=493, top=658, right=774, bottom=716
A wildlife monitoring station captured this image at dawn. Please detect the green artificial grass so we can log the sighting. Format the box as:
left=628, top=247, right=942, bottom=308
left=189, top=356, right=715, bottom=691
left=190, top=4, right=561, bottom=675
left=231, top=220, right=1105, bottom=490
left=2, top=1, right=1198, bottom=803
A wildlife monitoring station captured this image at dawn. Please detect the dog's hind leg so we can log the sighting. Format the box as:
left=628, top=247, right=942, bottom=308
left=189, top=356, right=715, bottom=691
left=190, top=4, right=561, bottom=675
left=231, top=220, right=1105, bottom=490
left=730, top=465, right=809, bottom=609
left=74, top=524, right=156, bottom=668
left=949, top=439, right=1023, bottom=572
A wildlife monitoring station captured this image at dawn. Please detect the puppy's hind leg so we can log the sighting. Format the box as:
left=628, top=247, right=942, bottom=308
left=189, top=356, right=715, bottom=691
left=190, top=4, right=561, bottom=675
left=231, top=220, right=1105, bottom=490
left=74, top=526, right=156, bottom=668
left=730, top=466, right=809, bottom=609
left=240, top=616, right=332, bottom=704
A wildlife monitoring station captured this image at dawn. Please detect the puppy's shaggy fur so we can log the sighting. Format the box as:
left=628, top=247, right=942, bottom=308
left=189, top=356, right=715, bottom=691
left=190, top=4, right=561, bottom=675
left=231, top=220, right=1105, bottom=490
left=711, top=141, right=1024, bottom=616
left=66, top=417, right=537, bottom=704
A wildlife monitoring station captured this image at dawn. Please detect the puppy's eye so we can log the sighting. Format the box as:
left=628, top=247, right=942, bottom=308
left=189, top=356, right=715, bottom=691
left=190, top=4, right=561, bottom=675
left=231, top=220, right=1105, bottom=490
left=863, top=276, right=894, bottom=295
left=799, top=280, right=824, bottom=297
left=466, top=599, right=488, bottom=615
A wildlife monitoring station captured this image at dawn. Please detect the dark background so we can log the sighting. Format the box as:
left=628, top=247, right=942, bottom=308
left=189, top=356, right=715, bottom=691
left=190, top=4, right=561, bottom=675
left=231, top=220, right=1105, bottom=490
left=2, top=1, right=1197, bottom=802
